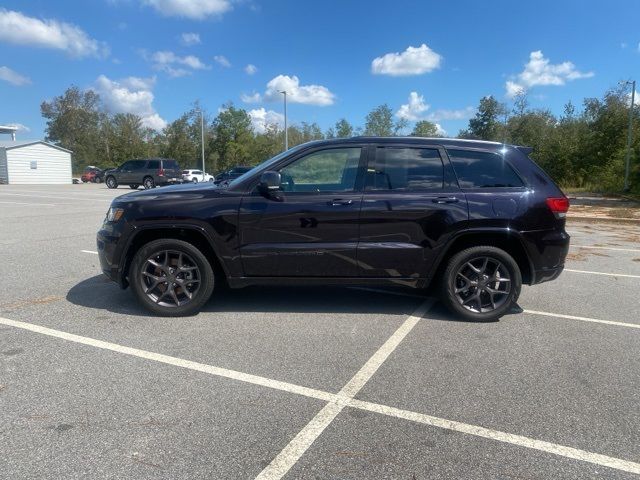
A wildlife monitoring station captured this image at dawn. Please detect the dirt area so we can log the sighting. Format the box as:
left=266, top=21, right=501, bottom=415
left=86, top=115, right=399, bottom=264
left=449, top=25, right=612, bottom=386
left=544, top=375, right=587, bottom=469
left=567, top=193, right=640, bottom=223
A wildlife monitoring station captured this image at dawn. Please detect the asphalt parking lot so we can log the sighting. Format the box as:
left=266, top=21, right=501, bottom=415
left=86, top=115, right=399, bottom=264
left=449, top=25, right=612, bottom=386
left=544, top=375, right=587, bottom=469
left=1, top=183, right=639, bottom=479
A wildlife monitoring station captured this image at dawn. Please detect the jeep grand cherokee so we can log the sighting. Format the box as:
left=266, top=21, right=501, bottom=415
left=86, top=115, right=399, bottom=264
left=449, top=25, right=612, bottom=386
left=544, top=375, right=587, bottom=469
left=97, top=137, right=570, bottom=321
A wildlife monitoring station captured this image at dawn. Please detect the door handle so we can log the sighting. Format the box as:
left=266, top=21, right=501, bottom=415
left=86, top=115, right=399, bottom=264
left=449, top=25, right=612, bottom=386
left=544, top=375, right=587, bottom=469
left=328, top=199, right=353, bottom=206
left=432, top=196, right=459, bottom=204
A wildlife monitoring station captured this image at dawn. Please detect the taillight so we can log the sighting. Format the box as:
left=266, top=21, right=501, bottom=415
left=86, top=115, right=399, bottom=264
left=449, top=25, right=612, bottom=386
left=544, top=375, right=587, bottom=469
left=158, top=167, right=165, bottom=177
left=546, top=197, right=570, bottom=218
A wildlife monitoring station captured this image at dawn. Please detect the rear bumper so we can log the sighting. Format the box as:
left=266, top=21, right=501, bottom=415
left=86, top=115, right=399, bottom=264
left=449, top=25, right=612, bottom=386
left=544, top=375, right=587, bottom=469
left=521, top=228, right=570, bottom=285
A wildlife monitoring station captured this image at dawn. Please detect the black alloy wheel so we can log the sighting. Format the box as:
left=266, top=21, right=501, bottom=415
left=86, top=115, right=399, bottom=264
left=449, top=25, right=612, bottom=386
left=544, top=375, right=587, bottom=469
left=130, top=239, right=215, bottom=316
left=442, top=246, right=522, bottom=322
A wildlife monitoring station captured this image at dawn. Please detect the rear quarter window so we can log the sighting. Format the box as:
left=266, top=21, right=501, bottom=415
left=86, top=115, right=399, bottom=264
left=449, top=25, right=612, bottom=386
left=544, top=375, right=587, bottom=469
left=447, top=149, right=524, bottom=188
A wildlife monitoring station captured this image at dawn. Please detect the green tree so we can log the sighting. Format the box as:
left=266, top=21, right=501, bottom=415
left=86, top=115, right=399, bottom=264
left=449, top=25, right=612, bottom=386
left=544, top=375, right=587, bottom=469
left=211, top=103, right=253, bottom=171
left=466, top=96, right=507, bottom=141
left=411, top=120, right=441, bottom=137
left=364, top=104, right=395, bottom=136
left=40, top=86, right=102, bottom=171
left=107, top=113, right=154, bottom=165
left=335, top=118, right=354, bottom=138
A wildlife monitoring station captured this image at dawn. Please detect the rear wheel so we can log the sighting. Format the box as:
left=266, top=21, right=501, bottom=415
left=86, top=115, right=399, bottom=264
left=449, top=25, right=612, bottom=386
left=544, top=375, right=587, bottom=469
left=441, top=246, right=521, bottom=322
left=192, top=177, right=198, bottom=184
left=129, top=184, right=139, bottom=190
left=106, top=176, right=118, bottom=189
left=95, top=177, right=103, bottom=184
left=129, top=239, right=215, bottom=316
left=143, top=176, right=155, bottom=189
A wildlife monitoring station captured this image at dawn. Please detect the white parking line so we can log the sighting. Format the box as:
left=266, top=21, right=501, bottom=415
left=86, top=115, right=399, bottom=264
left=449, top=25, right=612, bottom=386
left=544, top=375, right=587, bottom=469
left=570, top=245, right=640, bottom=253
left=1, top=314, right=639, bottom=476
left=564, top=268, right=640, bottom=279
left=0, top=192, right=111, bottom=201
left=81, top=250, right=98, bottom=255
left=523, top=309, right=640, bottom=330
left=0, top=200, right=57, bottom=207
left=256, top=298, right=435, bottom=480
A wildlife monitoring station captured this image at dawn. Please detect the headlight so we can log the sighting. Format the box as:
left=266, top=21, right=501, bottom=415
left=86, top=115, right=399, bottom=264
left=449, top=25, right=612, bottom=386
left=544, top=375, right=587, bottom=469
left=106, top=207, right=124, bottom=222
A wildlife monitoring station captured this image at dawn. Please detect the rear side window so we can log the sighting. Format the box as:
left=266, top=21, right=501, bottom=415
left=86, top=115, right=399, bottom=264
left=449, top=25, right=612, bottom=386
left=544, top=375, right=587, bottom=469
left=163, top=160, right=179, bottom=170
left=147, top=160, right=160, bottom=169
left=366, top=147, right=444, bottom=191
left=130, top=160, right=146, bottom=170
left=447, top=149, right=524, bottom=188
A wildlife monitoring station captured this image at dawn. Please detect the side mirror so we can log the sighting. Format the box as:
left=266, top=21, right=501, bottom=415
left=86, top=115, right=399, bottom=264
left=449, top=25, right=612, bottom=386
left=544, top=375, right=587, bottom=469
left=258, top=171, right=281, bottom=191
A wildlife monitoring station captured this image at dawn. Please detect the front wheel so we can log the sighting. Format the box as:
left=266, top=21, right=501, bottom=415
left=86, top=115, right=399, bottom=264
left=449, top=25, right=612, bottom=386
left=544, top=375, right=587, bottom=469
left=129, top=239, right=215, bottom=316
left=106, top=176, right=118, bottom=189
left=143, top=176, right=155, bottom=189
left=441, top=246, right=522, bottom=322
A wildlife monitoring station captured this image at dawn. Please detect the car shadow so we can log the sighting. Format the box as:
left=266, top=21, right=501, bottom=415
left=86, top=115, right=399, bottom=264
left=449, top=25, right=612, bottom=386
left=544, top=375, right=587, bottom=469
left=66, top=275, right=520, bottom=322
left=66, top=275, right=428, bottom=317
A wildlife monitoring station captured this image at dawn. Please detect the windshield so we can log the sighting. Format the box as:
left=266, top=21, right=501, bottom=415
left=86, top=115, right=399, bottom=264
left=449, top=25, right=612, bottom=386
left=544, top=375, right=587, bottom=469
left=227, top=144, right=308, bottom=187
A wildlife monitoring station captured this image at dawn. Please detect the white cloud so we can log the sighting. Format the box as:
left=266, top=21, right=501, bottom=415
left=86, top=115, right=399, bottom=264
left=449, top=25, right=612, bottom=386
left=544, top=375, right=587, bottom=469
left=264, top=75, right=335, bottom=106
left=142, top=0, right=231, bottom=19
left=5, top=123, right=30, bottom=132
left=213, top=55, right=231, bottom=67
left=241, top=92, right=262, bottom=103
left=0, top=66, right=31, bottom=86
left=426, top=106, right=476, bottom=122
left=0, top=8, right=108, bottom=58
left=147, top=50, right=210, bottom=77
left=248, top=108, right=284, bottom=134
left=505, top=50, right=594, bottom=98
left=94, top=75, right=167, bottom=130
left=396, top=91, right=430, bottom=121
left=371, top=44, right=442, bottom=76
left=180, top=32, right=201, bottom=46
left=244, top=64, right=257, bottom=75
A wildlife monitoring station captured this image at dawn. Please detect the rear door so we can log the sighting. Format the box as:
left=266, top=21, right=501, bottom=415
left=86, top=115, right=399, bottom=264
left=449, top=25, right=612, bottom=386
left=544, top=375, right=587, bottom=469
left=239, top=146, right=366, bottom=277
left=357, top=144, right=468, bottom=278
left=161, top=159, right=182, bottom=182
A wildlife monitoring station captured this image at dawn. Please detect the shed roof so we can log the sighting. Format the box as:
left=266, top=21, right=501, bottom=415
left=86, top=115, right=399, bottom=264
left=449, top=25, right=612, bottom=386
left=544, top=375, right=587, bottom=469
left=0, top=140, right=72, bottom=153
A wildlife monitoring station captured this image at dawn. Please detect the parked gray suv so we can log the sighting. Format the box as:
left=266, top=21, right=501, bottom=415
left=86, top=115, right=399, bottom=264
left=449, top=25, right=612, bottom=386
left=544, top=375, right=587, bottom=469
left=105, top=158, right=183, bottom=190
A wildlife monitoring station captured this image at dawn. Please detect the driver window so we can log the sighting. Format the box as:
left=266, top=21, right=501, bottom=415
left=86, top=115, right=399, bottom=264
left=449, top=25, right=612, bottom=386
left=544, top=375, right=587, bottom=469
left=278, top=148, right=361, bottom=192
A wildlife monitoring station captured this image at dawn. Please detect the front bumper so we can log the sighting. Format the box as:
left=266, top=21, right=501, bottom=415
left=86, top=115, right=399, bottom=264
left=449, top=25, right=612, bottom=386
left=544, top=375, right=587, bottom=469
left=97, top=221, right=130, bottom=288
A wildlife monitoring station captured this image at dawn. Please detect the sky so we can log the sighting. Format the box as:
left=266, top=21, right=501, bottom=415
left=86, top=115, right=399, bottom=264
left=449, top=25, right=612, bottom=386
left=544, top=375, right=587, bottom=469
left=1, top=0, right=639, bottom=140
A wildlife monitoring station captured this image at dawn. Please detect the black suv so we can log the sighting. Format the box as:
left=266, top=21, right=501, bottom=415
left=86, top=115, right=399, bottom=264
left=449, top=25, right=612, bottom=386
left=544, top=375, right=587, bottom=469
left=97, top=137, right=570, bottom=320
left=104, top=158, right=182, bottom=190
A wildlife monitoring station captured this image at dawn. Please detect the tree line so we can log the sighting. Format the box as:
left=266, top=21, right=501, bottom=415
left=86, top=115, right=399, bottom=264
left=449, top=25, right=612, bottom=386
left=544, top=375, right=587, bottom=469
left=41, top=84, right=639, bottom=192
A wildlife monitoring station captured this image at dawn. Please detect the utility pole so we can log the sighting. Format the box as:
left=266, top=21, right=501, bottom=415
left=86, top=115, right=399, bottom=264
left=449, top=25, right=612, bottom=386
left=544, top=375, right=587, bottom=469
left=624, top=80, right=635, bottom=192
left=280, top=90, right=288, bottom=151
left=200, top=108, right=205, bottom=182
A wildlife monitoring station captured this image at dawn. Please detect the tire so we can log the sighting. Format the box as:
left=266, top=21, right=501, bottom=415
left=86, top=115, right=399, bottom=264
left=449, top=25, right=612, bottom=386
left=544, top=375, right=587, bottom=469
left=96, top=177, right=103, bottom=184
left=192, top=178, right=198, bottom=184
left=143, top=176, right=155, bottom=189
left=106, top=176, right=118, bottom=189
left=129, top=239, right=215, bottom=317
left=208, top=178, right=214, bottom=182
left=441, top=246, right=522, bottom=322
left=129, top=184, right=139, bottom=190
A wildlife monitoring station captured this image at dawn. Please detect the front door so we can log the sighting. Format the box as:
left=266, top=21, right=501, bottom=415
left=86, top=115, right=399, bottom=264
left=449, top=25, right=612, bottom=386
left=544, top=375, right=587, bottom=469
left=239, top=146, right=365, bottom=277
left=357, top=145, right=468, bottom=279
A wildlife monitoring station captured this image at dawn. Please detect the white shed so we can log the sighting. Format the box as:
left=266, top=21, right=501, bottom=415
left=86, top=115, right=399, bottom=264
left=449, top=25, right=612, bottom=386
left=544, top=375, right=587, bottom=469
left=0, top=141, right=72, bottom=184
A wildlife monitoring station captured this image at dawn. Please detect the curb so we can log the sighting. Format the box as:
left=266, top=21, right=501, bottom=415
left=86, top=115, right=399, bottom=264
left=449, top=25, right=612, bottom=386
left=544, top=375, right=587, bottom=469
left=567, top=215, right=640, bottom=225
